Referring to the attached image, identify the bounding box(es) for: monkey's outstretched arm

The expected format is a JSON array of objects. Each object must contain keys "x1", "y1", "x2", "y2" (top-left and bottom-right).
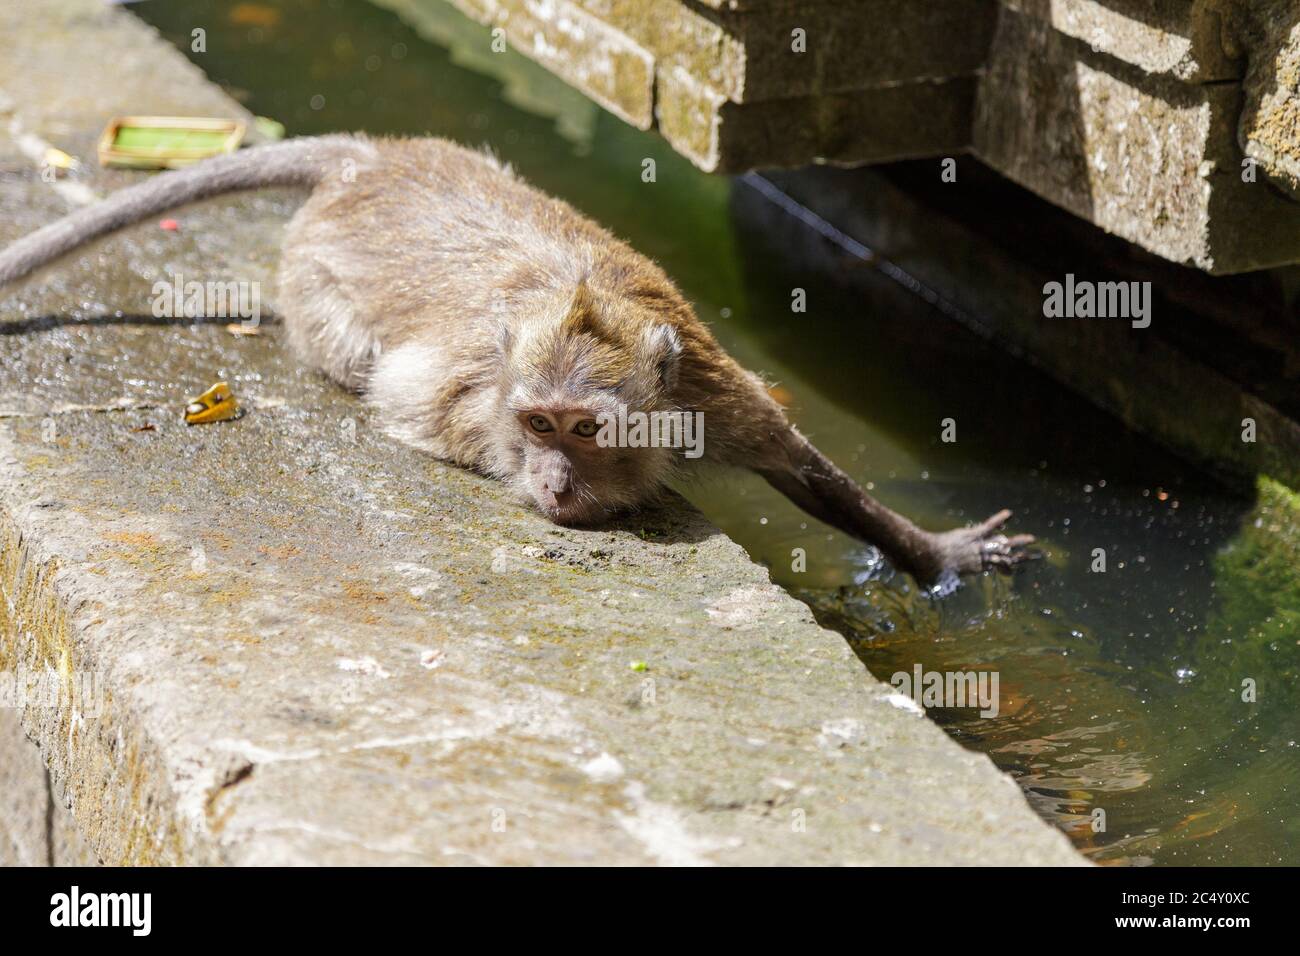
[{"x1": 757, "y1": 425, "x2": 1035, "y2": 586}]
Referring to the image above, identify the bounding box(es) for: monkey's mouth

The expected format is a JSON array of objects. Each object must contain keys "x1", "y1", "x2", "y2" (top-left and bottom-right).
[
  {"x1": 540, "y1": 504, "x2": 598, "y2": 527},
  {"x1": 534, "y1": 496, "x2": 604, "y2": 527}
]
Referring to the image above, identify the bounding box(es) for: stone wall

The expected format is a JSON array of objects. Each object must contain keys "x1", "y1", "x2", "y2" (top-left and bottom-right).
[
  {"x1": 400, "y1": 0, "x2": 1300, "y2": 273},
  {"x1": 977, "y1": 2, "x2": 1300, "y2": 273}
]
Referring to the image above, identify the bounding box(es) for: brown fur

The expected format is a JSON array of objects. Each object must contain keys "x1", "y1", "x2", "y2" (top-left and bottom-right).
[{"x1": 0, "y1": 134, "x2": 1034, "y2": 586}]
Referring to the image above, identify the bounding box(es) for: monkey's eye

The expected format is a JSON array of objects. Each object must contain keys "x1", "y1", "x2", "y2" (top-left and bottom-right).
[
  {"x1": 572, "y1": 419, "x2": 598, "y2": 438},
  {"x1": 528, "y1": 415, "x2": 554, "y2": 434}
]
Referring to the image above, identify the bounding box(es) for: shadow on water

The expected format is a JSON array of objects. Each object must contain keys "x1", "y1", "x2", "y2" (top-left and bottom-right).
[{"x1": 132, "y1": 0, "x2": 1300, "y2": 865}]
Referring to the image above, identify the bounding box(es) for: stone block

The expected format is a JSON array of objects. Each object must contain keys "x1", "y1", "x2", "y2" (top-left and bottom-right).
[
  {"x1": 579, "y1": 0, "x2": 994, "y2": 103},
  {"x1": 1239, "y1": 0, "x2": 1300, "y2": 200},
  {"x1": 440, "y1": 0, "x2": 656, "y2": 127},
  {"x1": 975, "y1": 8, "x2": 1300, "y2": 273},
  {"x1": 0, "y1": 710, "x2": 49, "y2": 866},
  {"x1": 658, "y1": 68, "x2": 976, "y2": 171},
  {"x1": 1000, "y1": 0, "x2": 1245, "y2": 81}
]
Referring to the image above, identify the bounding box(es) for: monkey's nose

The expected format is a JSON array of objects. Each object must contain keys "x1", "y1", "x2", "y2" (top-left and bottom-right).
[{"x1": 541, "y1": 486, "x2": 575, "y2": 509}]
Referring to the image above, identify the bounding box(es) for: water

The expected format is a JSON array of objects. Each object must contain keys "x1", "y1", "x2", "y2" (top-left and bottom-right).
[{"x1": 136, "y1": 0, "x2": 1299, "y2": 865}]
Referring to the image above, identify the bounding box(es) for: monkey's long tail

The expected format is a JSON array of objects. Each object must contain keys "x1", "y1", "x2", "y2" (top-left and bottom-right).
[{"x1": 0, "y1": 134, "x2": 373, "y2": 286}]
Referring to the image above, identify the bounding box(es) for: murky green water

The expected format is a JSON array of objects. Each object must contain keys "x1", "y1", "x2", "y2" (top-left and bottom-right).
[{"x1": 138, "y1": 0, "x2": 1299, "y2": 865}]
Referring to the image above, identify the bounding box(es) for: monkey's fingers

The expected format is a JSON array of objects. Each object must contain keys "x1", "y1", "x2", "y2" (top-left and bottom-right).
[
  {"x1": 975, "y1": 508, "x2": 1014, "y2": 535},
  {"x1": 979, "y1": 532, "x2": 1041, "y2": 572}
]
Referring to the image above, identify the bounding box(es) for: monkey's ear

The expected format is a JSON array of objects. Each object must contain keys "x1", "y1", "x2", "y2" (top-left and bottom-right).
[{"x1": 644, "y1": 323, "x2": 682, "y2": 391}]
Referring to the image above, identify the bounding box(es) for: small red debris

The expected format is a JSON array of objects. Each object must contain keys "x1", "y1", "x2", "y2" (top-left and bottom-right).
[{"x1": 160, "y1": 218, "x2": 179, "y2": 231}]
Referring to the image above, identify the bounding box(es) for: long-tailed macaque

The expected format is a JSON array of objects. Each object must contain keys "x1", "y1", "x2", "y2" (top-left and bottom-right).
[{"x1": 0, "y1": 135, "x2": 1034, "y2": 586}]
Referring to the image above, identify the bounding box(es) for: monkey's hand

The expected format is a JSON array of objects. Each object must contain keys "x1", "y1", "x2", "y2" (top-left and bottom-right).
[
  {"x1": 922, "y1": 509, "x2": 1037, "y2": 578},
  {"x1": 758, "y1": 427, "x2": 1039, "y2": 590}
]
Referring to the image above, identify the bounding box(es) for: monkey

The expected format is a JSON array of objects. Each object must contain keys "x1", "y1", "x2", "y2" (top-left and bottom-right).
[{"x1": 0, "y1": 134, "x2": 1034, "y2": 587}]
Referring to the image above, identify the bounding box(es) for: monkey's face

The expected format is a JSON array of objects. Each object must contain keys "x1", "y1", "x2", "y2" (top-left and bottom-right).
[
  {"x1": 512, "y1": 400, "x2": 673, "y2": 526},
  {"x1": 492, "y1": 281, "x2": 686, "y2": 525}
]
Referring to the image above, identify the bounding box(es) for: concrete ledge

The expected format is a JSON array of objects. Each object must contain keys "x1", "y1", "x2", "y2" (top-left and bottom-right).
[
  {"x1": 0, "y1": 419, "x2": 1082, "y2": 865},
  {"x1": 0, "y1": 0, "x2": 1082, "y2": 866}
]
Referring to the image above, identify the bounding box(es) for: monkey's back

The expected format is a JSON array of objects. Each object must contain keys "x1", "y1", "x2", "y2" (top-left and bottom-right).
[
  {"x1": 278, "y1": 136, "x2": 629, "y2": 386},
  {"x1": 277, "y1": 135, "x2": 773, "y2": 469}
]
